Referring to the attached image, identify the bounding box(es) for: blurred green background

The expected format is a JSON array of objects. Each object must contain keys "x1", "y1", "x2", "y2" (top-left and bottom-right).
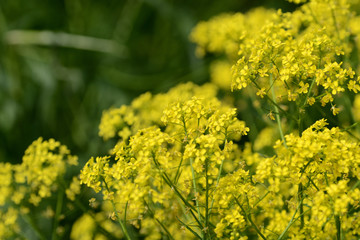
[{"x1": 0, "y1": 0, "x2": 294, "y2": 164}]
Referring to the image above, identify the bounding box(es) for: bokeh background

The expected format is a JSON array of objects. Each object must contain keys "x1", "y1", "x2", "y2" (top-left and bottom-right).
[{"x1": 0, "y1": 0, "x2": 295, "y2": 165}]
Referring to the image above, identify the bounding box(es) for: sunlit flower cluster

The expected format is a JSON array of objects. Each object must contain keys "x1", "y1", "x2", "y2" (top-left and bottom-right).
[
  {"x1": 81, "y1": 89, "x2": 250, "y2": 239},
  {"x1": 252, "y1": 120, "x2": 360, "y2": 239},
  {"x1": 4, "y1": 0, "x2": 360, "y2": 239},
  {"x1": 191, "y1": 0, "x2": 360, "y2": 116},
  {"x1": 0, "y1": 138, "x2": 78, "y2": 239},
  {"x1": 99, "y1": 82, "x2": 218, "y2": 141},
  {"x1": 18, "y1": 137, "x2": 78, "y2": 205},
  {"x1": 78, "y1": 1, "x2": 360, "y2": 238}
]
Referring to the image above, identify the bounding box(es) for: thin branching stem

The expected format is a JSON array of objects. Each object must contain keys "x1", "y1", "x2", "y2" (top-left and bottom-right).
[
  {"x1": 233, "y1": 195, "x2": 267, "y2": 240},
  {"x1": 51, "y1": 188, "x2": 64, "y2": 240},
  {"x1": 205, "y1": 157, "x2": 210, "y2": 239},
  {"x1": 182, "y1": 117, "x2": 204, "y2": 237},
  {"x1": 269, "y1": 71, "x2": 287, "y2": 147},
  {"x1": 278, "y1": 199, "x2": 303, "y2": 240},
  {"x1": 144, "y1": 200, "x2": 175, "y2": 240},
  {"x1": 102, "y1": 177, "x2": 132, "y2": 240}
]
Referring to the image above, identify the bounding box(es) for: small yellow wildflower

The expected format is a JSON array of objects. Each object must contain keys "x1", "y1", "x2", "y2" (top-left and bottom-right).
[
  {"x1": 256, "y1": 87, "x2": 267, "y2": 98},
  {"x1": 307, "y1": 97, "x2": 316, "y2": 105},
  {"x1": 267, "y1": 111, "x2": 275, "y2": 120},
  {"x1": 331, "y1": 104, "x2": 340, "y2": 115}
]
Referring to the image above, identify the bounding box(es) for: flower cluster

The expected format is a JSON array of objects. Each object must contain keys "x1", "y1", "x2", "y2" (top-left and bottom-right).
[
  {"x1": 83, "y1": 82, "x2": 360, "y2": 239},
  {"x1": 81, "y1": 87, "x2": 250, "y2": 239},
  {"x1": 17, "y1": 137, "x2": 78, "y2": 205},
  {"x1": 190, "y1": 8, "x2": 275, "y2": 58},
  {"x1": 0, "y1": 138, "x2": 79, "y2": 239},
  {"x1": 250, "y1": 120, "x2": 360, "y2": 239},
  {"x1": 79, "y1": 2, "x2": 360, "y2": 233},
  {"x1": 6, "y1": 0, "x2": 360, "y2": 239},
  {"x1": 191, "y1": 0, "x2": 360, "y2": 117},
  {"x1": 99, "y1": 82, "x2": 218, "y2": 141}
]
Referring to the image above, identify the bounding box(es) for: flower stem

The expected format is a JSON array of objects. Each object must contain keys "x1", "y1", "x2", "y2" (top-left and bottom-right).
[
  {"x1": 205, "y1": 158, "x2": 209, "y2": 239},
  {"x1": 234, "y1": 195, "x2": 267, "y2": 240},
  {"x1": 269, "y1": 72, "x2": 287, "y2": 147},
  {"x1": 51, "y1": 188, "x2": 64, "y2": 240},
  {"x1": 183, "y1": 117, "x2": 205, "y2": 236},
  {"x1": 278, "y1": 199, "x2": 303, "y2": 240},
  {"x1": 102, "y1": 177, "x2": 132, "y2": 240},
  {"x1": 23, "y1": 214, "x2": 46, "y2": 240},
  {"x1": 190, "y1": 158, "x2": 204, "y2": 234},
  {"x1": 209, "y1": 138, "x2": 228, "y2": 216},
  {"x1": 335, "y1": 215, "x2": 342, "y2": 240}
]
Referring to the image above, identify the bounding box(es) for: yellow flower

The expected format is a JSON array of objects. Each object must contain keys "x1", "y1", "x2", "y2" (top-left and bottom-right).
[
  {"x1": 267, "y1": 111, "x2": 275, "y2": 120},
  {"x1": 287, "y1": 90, "x2": 298, "y2": 101},
  {"x1": 331, "y1": 104, "x2": 340, "y2": 115},
  {"x1": 80, "y1": 156, "x2": 110, "y2": 193},
  {"x1": 307, "y1": 97, "x2": 316, "y2": 105},
  {"x1": 16, "y1": 137, "x2": 78, "y2": 205},
  {"x1": 297, "y1": 81, "x2": 309, "y2": 94},
  {"x1": 256, "y1": 87, "x2": 267, "y2": 98}
]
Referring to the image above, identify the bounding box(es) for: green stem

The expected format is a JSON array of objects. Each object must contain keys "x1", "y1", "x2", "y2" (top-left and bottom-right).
[
  {"x1": 144, "y1": 200, "x2": 175, "y2": 240},
  {"x1": 51, "y1": 188, "x2": 64, "y2": 240},
  {"x1": 208, "y1": 157, "x2": 225, "y2": 216},
  {"x1": 234, "y1": 196, "x2": 267, "y2": 240},
  {"x1": 298, "y1": 183, "x2": 304, "y2": 229},
  {"x1": 152, "y1": 156, "x2": 204, "y2": 229},
  {"x1": 155, "y1": 218, "x2": 175, "y2": 240},
  {"x1": 190, "y1": 158, "x2": 203, "y2": 231},
  {"x1": 177, "y1": 216, "x2": 202, "y2": 239},
  {"x1": 182, "y1": 117, "x2": 204, "y2": 236},
  {"x1": 205, "y1": 158, "x2": 209, "y2": 239},
  {"x1": 59, "y1": 174, "x2": 118, "y2": 239},
  {"x1": 124, "y1": 201, "x2": 128, "y2": 224},
  {"x1": 269, "y1": 72, "x2": 287, "y2": 147},
  {"x1": 102, "y1": 178, "x2": 132, "y2": 240},
  {"x1": 250, "y1": 76, "x2": 297, "y2": 121},
  {"x1": 209, "y1": 138, "x2": 228, "y2": 217},
  {"x1": 278, "y1": 199, "x2": 303, "y2": 240},
  {"x1": 252, "y1": 191, "x2": 270, "y2": 209},
  {"x1": 307, "y1": 176, "x2": 320, "y2": 191},
  {"x1": 298, "y1": 76, "x2": 317, "y2": 135},
  {"x1": 351, "y1": 179, "x2": 360, "y2": 191},
  {"x1": 174, "y1": 155, "x2": 184, "y2": 184},
  {"x1": 330, "y1": 7, "x2": 340, "y2": 39},
  {"x1": 335, "y1": 215, "x2": 342, "y2": 240},
  {"x1": 73, "y1": 198, "x2": 118, "y2": 240},
  {"x1": 23, "y1": 214, "x2": 46, "y2": 240},
  {"x1": 302, "y1": 76, "x2": 316, "y2": 109}
]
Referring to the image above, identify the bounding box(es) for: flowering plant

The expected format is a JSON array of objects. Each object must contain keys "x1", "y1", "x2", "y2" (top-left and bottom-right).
[{"x1": 2, "y1": 0, "x2": 360, "y2": 239}]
